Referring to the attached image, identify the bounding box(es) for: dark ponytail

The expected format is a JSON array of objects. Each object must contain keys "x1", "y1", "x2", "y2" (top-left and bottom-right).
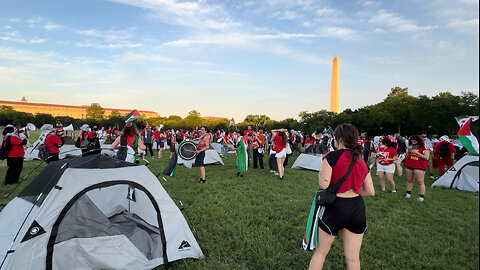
[{"x1": 334, "y1": 123, "x2": 363, "y2": 162}]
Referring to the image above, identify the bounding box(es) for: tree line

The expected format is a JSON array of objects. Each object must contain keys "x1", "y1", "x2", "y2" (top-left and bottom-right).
[{"x1": 1, "y1": 87, "x2": 478, "y2": 137}]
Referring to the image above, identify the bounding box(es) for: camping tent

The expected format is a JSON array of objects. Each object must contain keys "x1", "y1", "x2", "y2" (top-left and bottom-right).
[
  {"x1": 431, "y1": 155, "x2": 479, "y2": 192},
  {"x1": 0, "y1": 154, "x2": 203, "y2": 269},
  {"x1": 25, "y1": 134, "x2": 115, "y2": 160},
  {"x1": 291, "y1": 154, "x2": 323, "y2": 171},
  {"x1": 177, "y1": 149, "x2": 224, "y2": 168}
]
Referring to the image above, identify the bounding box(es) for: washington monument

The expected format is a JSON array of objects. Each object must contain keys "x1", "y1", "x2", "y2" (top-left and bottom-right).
[{"x1": 330, "y1": 54, "x2": 340, "y2": 113}]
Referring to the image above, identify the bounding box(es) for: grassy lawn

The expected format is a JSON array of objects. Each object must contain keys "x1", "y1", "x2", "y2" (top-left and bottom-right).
[{"x1": 0, "y1": 139, "x2": 478, "y2": 269}]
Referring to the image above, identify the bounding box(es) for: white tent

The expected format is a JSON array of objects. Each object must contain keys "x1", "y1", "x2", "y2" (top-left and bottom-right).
[
  {"x1": 431, "y1": 155, "x2": 479, "y2": 192},
  {"x1": 0, "y1": 154, "x2": 203, "y2": 269},
  {"x1": 25, "y1": 135, "x2": 115, "y2": 160},
  {"x1": 177, "y1": 149, "x2": 224, "y2": 168},
  {"x1": 291, "y1": 154, "x2": 323, "y2": 171}
]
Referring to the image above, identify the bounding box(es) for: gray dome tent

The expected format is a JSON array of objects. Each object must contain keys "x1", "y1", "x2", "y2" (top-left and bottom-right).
[{"x1": 0, "y1": 154, "x2": 203, "y2": 269}]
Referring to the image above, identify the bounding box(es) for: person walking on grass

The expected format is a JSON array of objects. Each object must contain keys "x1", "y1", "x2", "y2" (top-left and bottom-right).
[
  {"x1": 309, "y1": 123, "x2": 375, "y2": 270},
  {"x1": 404, "y1": 135, "x2": 430, "y2": 202},
  {"x1": 194, "y1": 126, "x2": 211, "y2": 183},
  {"x1": 376, "y1": 137, "x2": 398, "y2": 193},
  {"x1": 272, "y1": 129, "x2": 287, "y2": 180}
]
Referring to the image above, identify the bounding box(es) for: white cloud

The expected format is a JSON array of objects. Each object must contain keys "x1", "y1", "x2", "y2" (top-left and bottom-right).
[
  {"x1": 447, "y1": 18, "x2": 479, "y2": 32},
  {"x1": 44, "y1": 23, "x2": 63, "y2": 31},
  {"x1": 318, "y1": 27, "x2": 359, "y2": 41},
  {"x1": 0, "y1": 31, "x2": 46, "y2": 44},
  {"x1": 9, "y1": 18, "x2": 21, "y2": 22},
  {"x1": 26, "y1": 17, "x2": 43, "y2": 28},
  {"x1": 74, "y1": 27, "x2": 143, "y2": 49},
  {"x1": 369, "y1": 9, "x2": 436, "y2": 32},
  {"x1": 108, "y1": 0, "x2": 237, "y2": 30}
]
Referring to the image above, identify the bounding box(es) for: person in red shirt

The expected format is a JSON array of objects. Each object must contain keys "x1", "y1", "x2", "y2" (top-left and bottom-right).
[
  {"x1": 404, "y1": 135, "x2": 430, "y2": 202},
  {"x1": 110, "y1": 123, "x2": 146, "y2": 163},
  {"x1": 44, "y1": 129, "x2": 64, "y2": 163},
  {"x1": 376, "y1": 138, "x2": 398, "y2": 193},
  {"x1": 272, "y1": 129, "x2": 287, "y2": 180},
  {"x1": 2, "y1": 126, "x2": 28, "y2": 185},
  {"x1": 251, "y1": 133, "x2": 264, "y2": 169},
  {"x1": 310, "y1": 123, "x2": 374, "y2": 270},
  {"x1": 434, "y1": 135, "x2": 457, "y2": 176}
]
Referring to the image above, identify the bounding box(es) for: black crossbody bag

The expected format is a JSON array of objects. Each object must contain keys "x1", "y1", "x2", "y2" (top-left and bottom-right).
[{"x1": 316, "y1": 158, "x2": 356, "y2": 206}]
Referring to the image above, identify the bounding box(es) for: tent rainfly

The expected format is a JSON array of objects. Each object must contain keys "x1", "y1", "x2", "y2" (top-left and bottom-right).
[
  {"x1": 431, "y1": 155, "x2": 479, "y2": 192},
  {"x1": 0, "y1": 154, "x2": 203, "y2": 269}
]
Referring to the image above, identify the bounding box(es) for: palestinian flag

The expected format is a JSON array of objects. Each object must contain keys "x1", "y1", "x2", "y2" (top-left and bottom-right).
[
  {"x1": 229, "y1": 118, "x2": 235, "y2": 127},
  {"x1": 455, "y1": 115, "x2": 479, "y2": 127},
  {"x1": 302, "y1": 194, "x2": 324, "y2": 251},
  {"x1": 458, "y1": 118, "x2": 479, "y2": 155},
  {"x1": 163, "y1": 152, "x2": 178, "y2": 177},
  {"x1": 125, "y1": 109, "x2": 142, "y2": 123},
  {"x1": 237, "y1": 136, "x2": 248, "y2": 173}
]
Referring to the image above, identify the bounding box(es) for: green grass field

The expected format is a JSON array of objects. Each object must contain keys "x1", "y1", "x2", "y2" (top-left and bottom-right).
[{"x1": 0, "y1": 131, "x2": 478, "y2": 269}]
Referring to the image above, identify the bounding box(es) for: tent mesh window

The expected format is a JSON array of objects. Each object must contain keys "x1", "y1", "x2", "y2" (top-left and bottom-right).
[{"x1": 54, "y1": 184, "x2": 164, "y2": 260}]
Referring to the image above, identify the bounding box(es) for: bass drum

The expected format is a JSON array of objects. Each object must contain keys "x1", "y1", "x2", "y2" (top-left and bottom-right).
[{"x1": 178, "y1": 140, "x2": 197, "y2": 160}]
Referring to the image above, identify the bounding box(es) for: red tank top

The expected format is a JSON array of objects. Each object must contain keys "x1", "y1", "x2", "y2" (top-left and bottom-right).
[
  {"x1": 404, "y1": 146, "x2": 429, "y2": 169},
  {"x1": 324, "y1": 149, "x2": 369, "y2": 194}
]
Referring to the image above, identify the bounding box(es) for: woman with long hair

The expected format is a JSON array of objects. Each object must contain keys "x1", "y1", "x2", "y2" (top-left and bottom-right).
[
  {"x1": 376, "y1": 137, "x2": 398, "y2": 193},
  {"x1": 404, "y1": 135, "x2": 430, "y2": 202},
  {"x1": 309, "y1": 124, "x2": 375, "y2": 270},
  {"x1": 271, "y1": 129, "x2": 287, "y2": 180},
  {"x1": 110, "y1": 123, "x2": 146, "y2": 163}
]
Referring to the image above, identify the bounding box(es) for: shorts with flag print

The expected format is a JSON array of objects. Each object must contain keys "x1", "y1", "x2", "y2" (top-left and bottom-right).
[{"x1": 318, "y1": 196, "x2": 367, "y2": 236}]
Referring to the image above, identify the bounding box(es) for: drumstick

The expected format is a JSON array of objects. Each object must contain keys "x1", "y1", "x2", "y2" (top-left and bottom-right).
[{"x1": 183, "y1": 149, "x2": 197, "y2": 153}]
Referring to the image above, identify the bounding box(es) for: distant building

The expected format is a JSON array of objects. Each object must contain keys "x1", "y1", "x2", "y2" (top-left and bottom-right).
[{"x1": 0, "y1": 98, "x2": 159, "y2": 119}]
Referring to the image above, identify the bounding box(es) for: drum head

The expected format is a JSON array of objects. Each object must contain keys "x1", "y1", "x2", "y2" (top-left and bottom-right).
[{"x1": 178, "y1": 141, "x2": 197, "y2": 160}]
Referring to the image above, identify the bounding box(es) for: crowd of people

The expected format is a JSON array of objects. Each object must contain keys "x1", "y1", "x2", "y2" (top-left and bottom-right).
[{"x1": 0, "y1": 121, "x2": 474, "y2": 270}]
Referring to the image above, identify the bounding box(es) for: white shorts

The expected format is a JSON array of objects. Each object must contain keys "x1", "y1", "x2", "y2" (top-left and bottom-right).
[
  {"x1": 275, "y1": 148, "x2": 286, "y2": 158},
  {"x1": 377, "y1": 163, "x2": 395, "y2": 174}
]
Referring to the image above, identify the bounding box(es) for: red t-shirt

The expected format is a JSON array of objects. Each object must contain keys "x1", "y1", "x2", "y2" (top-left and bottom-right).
[
  {"x1": 5, "y1": 136, "x2": 26, "y2": 158},
  {"x1": 274, "y1": 134, "x2": 285, "y2": 152},
  {"x1": 45, "y1": 133, "x2": 63, "y2": 154},
  {"x1": 404, "y1": 146, "x2": 430, "y2": 169},
  {"x1": 324, "y1": 149, "x2": 369, "y2": 194},
  {"x1": 153, "y1": 130, "x2": 160, "y2": 140},
  {"x1": 244, "y1": 130, "x2": 254, "y2": 136},
  {"x1": 377, "y1": 147, "x2": 397, "y2": 165}
]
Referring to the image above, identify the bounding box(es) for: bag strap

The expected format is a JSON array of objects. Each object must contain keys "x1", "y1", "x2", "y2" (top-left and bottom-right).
[{"x1": 329, "y1": 155, "x2": 356, "y2": 193}]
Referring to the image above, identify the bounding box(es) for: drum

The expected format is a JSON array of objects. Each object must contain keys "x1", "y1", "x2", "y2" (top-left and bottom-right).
[{"x1": 178, "y1": 140, "x2": 197, "y2": 160}]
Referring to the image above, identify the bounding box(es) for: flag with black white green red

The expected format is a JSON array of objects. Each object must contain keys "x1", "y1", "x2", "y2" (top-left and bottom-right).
[
  {"x1": 455, "y1": 115, "x2": 479, "y2": 127},
  {"x1": 163, "y1": 152, "x2": 178, "y2": 177},
  {"x1": 125, "y1": 109, "x2": 142, "y2": 123},
  {"x1": 458, "y1": 118, "x2": 479, "y2": 155},
  {"x1": 229, "y1": 118, "x2": 235, "y2": 127}
]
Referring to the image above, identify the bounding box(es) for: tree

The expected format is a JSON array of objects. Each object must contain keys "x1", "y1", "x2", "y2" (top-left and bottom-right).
[
  {"x1": 188, "y1": 110, "x2": 201, "y2": 117},
  {"x1": 86, "y1": 103, "x2": 105, "y2": 121},
  {"x1": 377, "y1": 87, "x2": 416, "y2": 134},
  {"x1": 109, "y1": 110, "x2": 122, "y2": 118},
  {"x1": 243, "y1": 114, "x2": 271, "y2": 128}
]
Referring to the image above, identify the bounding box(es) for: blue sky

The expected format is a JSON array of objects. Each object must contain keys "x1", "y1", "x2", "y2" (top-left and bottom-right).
[{"x1": 0, "y1": 0, "x2": 478, "y2": 121}]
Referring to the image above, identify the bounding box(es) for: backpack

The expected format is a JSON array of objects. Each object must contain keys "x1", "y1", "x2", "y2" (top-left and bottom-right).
[
  {"x1": 439, "y1": 143, "x2": 451, "y2": 158},
  {"x1": 38, "y1": 133, "x2": 52, "y2": 160},
  {"x1": 176, "y1": 133, "x2": 183, "y2": 143},
  {"x1": 166, "y1": 135, "x2": 172, "y2": 146},
  {"x1": 0, "y1": 136, "x2": 11, "y2": 160}
]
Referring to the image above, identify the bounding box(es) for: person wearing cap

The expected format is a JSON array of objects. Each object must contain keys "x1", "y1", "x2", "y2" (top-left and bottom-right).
[
  {"x1": 434, "y1": 135, "x2": 456, "y2": 176},
  {"x1": 2, "y1": 125, "x2": 29, "y2": 185}
]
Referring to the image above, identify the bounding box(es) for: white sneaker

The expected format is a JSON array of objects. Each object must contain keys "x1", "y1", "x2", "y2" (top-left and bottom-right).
[
  {"x1": 430, "y1": 175, "x2": 435, "y2": 179},
  {"x1": 392, "y1": 190, "x2": 397, "y2": 194},
  {"x1": 405, "y1": 194, "x2": 411, "y2": 199},
  {"x1": 417, "y1": 197, "x2": 424, "y2": 202}
]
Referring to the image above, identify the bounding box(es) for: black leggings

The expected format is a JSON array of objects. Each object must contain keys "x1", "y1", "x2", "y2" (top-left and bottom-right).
[
  {"x1": 253, "y1": 149, "x2": 264, "y2": 169},
  {"x1": 145, "y1": 143, "x2": 154, "y2": 157},
  {"x1": 5, "y1": 157, "x2": 23, "y2": 185}
]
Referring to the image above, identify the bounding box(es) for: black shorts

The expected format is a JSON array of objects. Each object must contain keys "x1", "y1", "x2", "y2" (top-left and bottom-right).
[
  {"x1": 405, "y1": 166, "x2": 426, "y2": 171},
  {"x1": 194, "y1": 151, "x2": 205, "y2": 167},
  {"x1": 318, "y1": 196, "x2": 367, "y2": 236}
]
